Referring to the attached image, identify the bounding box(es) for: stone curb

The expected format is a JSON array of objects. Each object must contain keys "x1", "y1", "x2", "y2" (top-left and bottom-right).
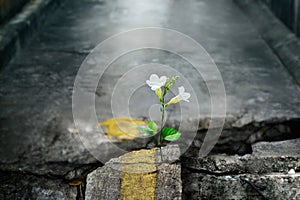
[
  {"x1": 182, "y1": 138, "x2": 300, "y2": 199},
  {"x1": 183, "y1": 172, "x2": 300, "y2": 199},
  {"x1": 0, "y1": 0, "x2": 30, "y2": 25},
  {"x1": 0, "y1": 0, "x2": 65, "y2": 69},
  {"x1": 182, "y1": 138, "x2": 300, "y2": 174},
  {"x1": 85, "y1": 145, "x2": 182, "y2": 200},
  {"x1": 234, "y1": 0, "x2": 300, "y2": 87}
]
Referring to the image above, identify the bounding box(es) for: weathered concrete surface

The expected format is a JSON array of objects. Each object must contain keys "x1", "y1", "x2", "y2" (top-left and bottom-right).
[
  {"x1": 182, "y1": 138, "x2": 300, "y2": 199},
  {"x1": 184, "y1": 121, "x2": 300, "y2": 156},
  {"x1": 1, "y1": 0, "x2": 300, "y2": 178},
  {"x1": 259, "y1": 0, "x2": 300, "y2": 36},
  {"x1": 0, "y1": 171, "x2": 77, "y2": 199},
  {"x1": 183, "y1": 172, "x2": 300, "y2": 200},
  {"x1": 235, "y1": 0, "x2": 300, "y2": 86},
  {"x1": 0, "y1": 0, "x2": 66, "y2": 69},
  {"x1": 0, "y1": 0, "x2": 29, "y2": 24},
  {"x1": 85, "y1": 163, "x2": 121, "y2": 200},
  {"x1": 252, "y1": 138, "x2": 300, "y2": 157},
  {"x1": 85, "y1": 145, "x2": 181, "y2": 200},
  {"x1": 183, "y1": 140, "x2": 300, "y2": 174}
]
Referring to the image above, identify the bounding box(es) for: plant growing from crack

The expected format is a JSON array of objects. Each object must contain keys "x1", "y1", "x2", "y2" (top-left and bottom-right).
[{"x1": 135, "y1": 74, "x2": 190, "y2": 161}]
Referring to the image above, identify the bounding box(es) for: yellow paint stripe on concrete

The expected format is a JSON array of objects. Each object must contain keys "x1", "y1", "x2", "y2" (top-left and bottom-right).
[{"x1": 121, "y1": 148, "x2": 157, "y2": 200}]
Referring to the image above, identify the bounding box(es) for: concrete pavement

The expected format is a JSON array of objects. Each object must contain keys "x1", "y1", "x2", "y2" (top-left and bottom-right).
[{"x1": 0, "y1": 0, "x2": 299, "y2": 199}]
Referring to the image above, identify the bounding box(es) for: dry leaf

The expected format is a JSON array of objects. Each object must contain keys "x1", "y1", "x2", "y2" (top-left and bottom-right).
[
  {"x1": 69, "y1": 180, "x2": 82, "y2": 186},
  {"x1": 99, "y1": 116, "x2": 146, "y2": 140}
]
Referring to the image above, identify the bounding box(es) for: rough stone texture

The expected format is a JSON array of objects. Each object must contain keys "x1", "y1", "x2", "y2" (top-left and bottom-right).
[
  {"x1": 182, "y1": 172, "x2": 300, "y2": 200},
  {"x1": 183, "y1": 138, "x2": 300, "y2": 174},
  {"x1": 184, "y1": 121, "x2": 300, "y2": 156},
  {"x1": 156, "y1": 163, "x2": 182, "y2": 200},
  {"x1": 183, "y1": 153, "x2": 300, "y2": 175},
  {"x1": 156, "y1": 145, "x2": 181, "y2": 164},
  {"x1": 252, "y1": 137, "x2": 300, "y2": 155},
  {"x1": 0, "y1": 171, "x2": 77, "y2": 199},
  {"x1": 182, "y1": 138, "x2": 300, "y2": 199},
  {"x1": 1, "y1": 0, "x2": 300, "y2": 178},
  {"x1": 252, "y1": 138, "x2": 300, "y2": 156},
  {"x1": 85, "y1": 164, "x2": 121, "y2": 200},
  {"x1": 156, "y1": 145, "x2": 182, "y2": 200},
  {"x1": 85, "y1": 145, "x2": 181, "y2": 200}
]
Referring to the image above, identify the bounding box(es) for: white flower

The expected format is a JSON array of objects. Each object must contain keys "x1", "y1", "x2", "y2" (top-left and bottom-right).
[
  {"x1": 166, "y1": 86, "x2": 190, "y2": 106},
  {"x1": 177, "y1": 86, "x2": 191, "y2": 102},
  {"x1": 146, "y1": 74, "x2": 167, "y2": 91}
]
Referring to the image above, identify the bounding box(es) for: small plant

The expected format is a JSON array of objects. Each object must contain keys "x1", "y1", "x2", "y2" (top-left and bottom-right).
[{"x1": 135, "y1": 74, "x2": 190, "y2": 161}]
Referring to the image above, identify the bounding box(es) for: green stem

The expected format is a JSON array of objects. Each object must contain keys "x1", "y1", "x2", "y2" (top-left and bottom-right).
[
  {"x1": 158, "y1": 86, "x2": 168, "y2": 162},
  {"x1": 160, "y1": 104, "x2": 165, "y2": 144},
  {"x1": 159, "y1": 103, "x2": 165, "y2": 162}
]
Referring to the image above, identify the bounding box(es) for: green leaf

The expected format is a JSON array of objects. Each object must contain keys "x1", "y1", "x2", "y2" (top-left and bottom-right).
[
  {"x1": 134, "y1": 126, "x2": 154, "y2": 135},
  {"x1": 148, "y1": 120, "x2": 158, "y2": 133},
  {"x1": 162, "y1": 128, "x2": 181, "y2": 141}
]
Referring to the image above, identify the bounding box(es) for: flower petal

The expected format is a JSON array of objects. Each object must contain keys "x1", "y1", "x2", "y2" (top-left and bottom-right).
[
  {"x1": 178, "y1": 86, "x2": 185, "y2": 94},
  {"x1": 146, "y1": 80, "x2": 152, "y2": 87},
  {"x1": 160, "y1": 76, "x2": 167, "y2": 85},
  {"x1": 181, "y1": 93, "x2": 191, "y2": 101},
  {"x1": 149, "y1": 74, "x2": 160, "y2": 82},
  {"x1": 151, "y1": 85, "x2": 161, "y2": 91},
  {"x1": 146, "y1": 74, "x2": 169, "y2": 91}
]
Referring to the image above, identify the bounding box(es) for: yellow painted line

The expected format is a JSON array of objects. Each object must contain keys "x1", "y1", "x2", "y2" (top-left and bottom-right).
[{"x1": 121, "y1": 148, "x2": 157, "y2": 200}]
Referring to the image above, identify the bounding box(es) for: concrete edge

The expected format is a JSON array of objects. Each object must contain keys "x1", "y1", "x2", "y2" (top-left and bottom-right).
[
  {"x1": 0, "y1": 0, "x2": 30, "y2": 25},
  {"x1": 0, "y1": 0, "x2": 66, "y2": 69},
  {"x1": 85, "y1": 145, "x2": 182, "y2": 200},
  {"x1": 234, "y1": 0, "x2": 300, "y2": 87}
]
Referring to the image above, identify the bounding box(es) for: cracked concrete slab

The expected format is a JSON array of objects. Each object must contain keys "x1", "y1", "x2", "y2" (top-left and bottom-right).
[
  {"x1": 0, "y1": 0, "x2": 300, "y2": 177},
  {"x1": 0, "y1": 172, "x2": 77, "y2": 199},
  {"x1": 235, "y1": 0, "x2": 300, "y2": 86},
  {"x1": 183, "y1": 172, "x2": 300, "y2": 200},
  {"x1": 183, "y1": 138, "x2": 300, "y2": 173},
  {"x1": 0, "y1": 0, "x2": 66, "y2": 68},
  {"x1": 182, "y1": 138, "x2": 300, "y2": 199}
]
